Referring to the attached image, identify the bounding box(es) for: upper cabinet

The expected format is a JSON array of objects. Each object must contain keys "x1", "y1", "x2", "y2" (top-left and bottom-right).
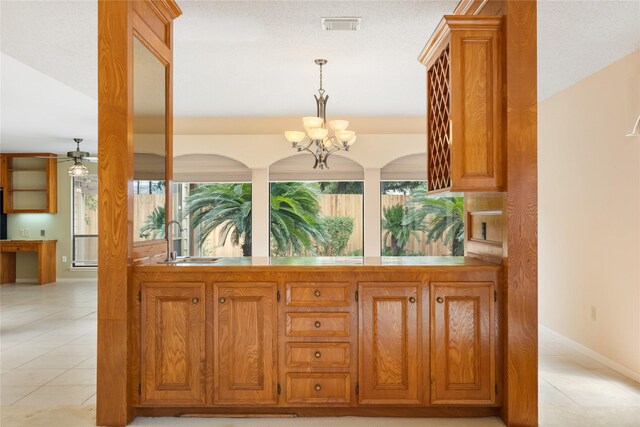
[
  {"x1": 419, "y1": 16, "x2": 504, "y2": 193},
  {"x1": 1, "y1": 153, "x2": 57, "y2": 213}
]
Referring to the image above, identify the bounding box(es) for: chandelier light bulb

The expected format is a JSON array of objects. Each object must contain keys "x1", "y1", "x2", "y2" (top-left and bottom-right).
[
  {"x1": 285, "y1": 131, "x2": 305, "y2": 143},
  {"x1": 303, "y1": 116, "x2": 324, "y2": 130},
  {"x1": 329, "y1": 120, "x2": 349, "y2": 131},
  {"x1": 308, "y1": 128, "x2": 328, "y2": 140},
  {"x1": 335, "y1": 130, "x2": 355, "y2": 143},
  {"x1": 68, "y1": 162, "x2": 89, "y2": 177}
]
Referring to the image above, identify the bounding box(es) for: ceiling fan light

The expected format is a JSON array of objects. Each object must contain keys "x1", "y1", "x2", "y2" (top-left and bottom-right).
[
  {"x1": 303, "y1": 116, "x2": 324, "y2": 130},
  {"x1": 285, "y1": 131, "x2": 306, "y2": 143},
  {"x1": 329, "y1": 120, "x2": 349, "y2": 131},
  {"x1": 335, "y1": 130, "x2": 355, "y2": 143},
  {"x1": 68, "y1": 162, "x2": 89, "y2": 177},
  {"x1": 308, "y1": 128, "x2": 328, "y2": 140},
  {"x1": 347, "y1": 135, "x2": 357, "y2": 146}
]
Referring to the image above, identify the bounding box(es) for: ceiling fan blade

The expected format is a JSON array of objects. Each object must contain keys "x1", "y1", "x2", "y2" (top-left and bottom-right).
[
  {"x1": 57, "y1": 159, "x2": 72, "y2": 163},
  {"x1": 35, "y1": 155, "x2": 65, "y2": 159},
  {"x1": 84, "y1": 157, "x2": 98, "y2": 163}
]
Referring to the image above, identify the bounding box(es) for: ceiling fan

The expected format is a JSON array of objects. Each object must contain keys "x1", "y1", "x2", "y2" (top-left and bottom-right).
[{"x1": 37, "y1": 138, "x2": 97, "y2": 177}]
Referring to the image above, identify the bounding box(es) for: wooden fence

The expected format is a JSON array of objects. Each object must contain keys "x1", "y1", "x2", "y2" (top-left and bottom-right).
[{"x1": 131, "y1": 193, "x2": 453, "y2": 257}]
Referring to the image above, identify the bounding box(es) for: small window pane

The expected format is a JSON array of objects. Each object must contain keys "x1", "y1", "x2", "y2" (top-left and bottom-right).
[
  {"x1": 381, "y1": 181, "x2": 464, "y2": 256},
  {"x1": 72, "y1": 175, "x2": 98, "y2": 267},
  {"x1": 270, "y1": 181, "x2": 364, "y2": 257}
]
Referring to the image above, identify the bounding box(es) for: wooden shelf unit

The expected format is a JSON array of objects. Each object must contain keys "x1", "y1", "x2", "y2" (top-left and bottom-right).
[
  {"x1": 420, "y1": 15, "x2": 504, "y2": 193},
  {"x1": 1, "y1": 153, "x2": 57, "y2": 213}
]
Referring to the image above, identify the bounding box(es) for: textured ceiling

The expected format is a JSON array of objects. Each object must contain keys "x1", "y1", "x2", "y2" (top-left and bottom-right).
[
  {"x1": 537, "y1": 0, "x2": 640, "y2": 100},
  {"x1": 1, "y1": 0, "x2": 639, "y2": 154}
]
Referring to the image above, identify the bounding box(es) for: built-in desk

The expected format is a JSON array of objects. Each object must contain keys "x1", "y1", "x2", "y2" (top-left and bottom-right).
[{"x1": 0, "y1": 240, "x2": 57, "y2": 285}]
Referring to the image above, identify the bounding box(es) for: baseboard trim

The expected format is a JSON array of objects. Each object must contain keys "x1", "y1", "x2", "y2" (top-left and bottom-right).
[
  {"x1": 540, "y1": 324, "x2": 640, "y2": 383},
  {"x1": 13, "y1": 278, "x2": 96, "y2": 284},
  {"x1": 56, "y1": 278, "x2": 97, "y2": 283}
]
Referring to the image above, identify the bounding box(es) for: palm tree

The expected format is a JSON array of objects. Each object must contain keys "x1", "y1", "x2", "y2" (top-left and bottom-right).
[
  {"x1": 140, "y1": 205, "x2": 165, "y2": 240},
  {"x1": 269, "y1": 182, "x2": 325, "y2": 256},
  {"x1": 185, "y1": 183, "x2": 252, "y2": 256},
  {"x1": 184, "y1": 182, "x2": 325, "y2": 257},
  {"x1": 382, "y1": 204, "x2": 423, "y2": 256},
  {"x1": 407, "y1": 186, "x2": 464, "y2": 255}
]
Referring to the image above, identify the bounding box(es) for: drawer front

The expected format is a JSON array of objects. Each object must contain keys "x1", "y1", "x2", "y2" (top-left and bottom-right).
[
  {"x1": 286, "y1": 313, "x2": 350, "y2": 337},
  {"x1": 285, "y1": 282, "x2": 350, "y2": 307},
  {"x1": 285, "y1": 373, "x2": 350, "y2": 404},
  {"x1": 1, "y1": 243, "x2": 36, "y2": 252},
  {"x1": 286, "y1": 343, "x2": 350, "y2": 368}
]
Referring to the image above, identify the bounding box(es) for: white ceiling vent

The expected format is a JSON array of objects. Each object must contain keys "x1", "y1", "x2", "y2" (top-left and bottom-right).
[{"x1": 321, "y1": 17, "x2": 361, "y2": 31}]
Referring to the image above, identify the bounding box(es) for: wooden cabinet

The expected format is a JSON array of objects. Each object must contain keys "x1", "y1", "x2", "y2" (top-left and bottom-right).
[
  {"x1": 281, "y1": 279, "x2": 356, "y2": 406},
  {"x1": 141, "y1": 282, "x2": 206, "y2": 405},
  {"x1": 134, "y1": 269, "x2": 500, "y2": 414},
  {"x1": 430, "y1": 282, "x2": 496, "y2": 405},
  {"x1": 420, "y1": 16, "x2": 504, "y2": 193},
  {"x1": 214, "y1": 282, "x2": 278, "y2": 405},
  {"x1": 1, "y1": 153, "x2": 57, "y2": 213},
  {"x1": 358, "y1": 283, "x2": 421, "y2": 405}
]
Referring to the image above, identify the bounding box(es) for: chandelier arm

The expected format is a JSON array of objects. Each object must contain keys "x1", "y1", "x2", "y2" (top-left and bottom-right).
[{"x1": 296, "y1": 138, "x2": 317, "y2": 152}]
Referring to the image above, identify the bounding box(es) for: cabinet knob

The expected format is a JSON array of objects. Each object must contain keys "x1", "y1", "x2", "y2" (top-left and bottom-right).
[
  {"x1": 219, "y1": 297, "x2": 226, "y2": 304},
  {"x1": 192, "y1": 297, "x2": 199, "y2": 304},
  {"x1": 314, "y1": 351, "x2": 322, "y2": 359},
  {"x1": 436, "y1": 297, "x2": 444, "y2": 304},
  {"x1": 409, "y1": 296, "x2": 416, "y2": 303},
  {"x1": 314, "y1": 290, "x2": 321, "y2": 297},
  {"x1": 314, "y1": 321, "x2": 321, "y2": 328},
  {"x1": 314, "y1": 384, "x2": 322, "y2": 392}
]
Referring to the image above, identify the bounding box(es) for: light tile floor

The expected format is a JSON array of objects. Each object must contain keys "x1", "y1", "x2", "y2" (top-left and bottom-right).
[{"x1": 1, "y1": 281, "x2": 639, "y2": 426}]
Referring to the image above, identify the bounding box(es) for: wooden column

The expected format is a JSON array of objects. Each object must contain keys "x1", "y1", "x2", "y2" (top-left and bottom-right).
[
  {"x1": 97, "y1": 1, "x2": 133, "y2": 424},
  {"x1": 97, "y1": 1, "x2": 181, "y2": 425},
  {"x1": 501, "y1": 1, "x2": 538, "y2": 425},
  {"x1": 457, "y1": 1, "x2": 539, "y2": 425}
]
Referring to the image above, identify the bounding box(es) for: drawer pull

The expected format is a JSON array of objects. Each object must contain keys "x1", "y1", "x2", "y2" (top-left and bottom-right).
[
  {"x1": 409, "y1": 296, "x2": 416, "y2": 303},
  {"x1": 219, "y1": 297, "x2": 226, "y2": 304},
  {"x1": 192, "y1": 297, "x2": 199, "y2": 304},
  {"x1": 314, "y1": 384, "x2": 322, "y2": 392},
  {"x1": 314, "y1": 321, "x2": 321, "y2": 328},
  {"x1": 314, "y1": 290, "x2": 321, "y2": 297},
  {"x1": 314, "y1": 351, "x2": 322, "y2": 359},
  {"x1": 436, "y1": 297, "x2": 444, "y2": 304}
]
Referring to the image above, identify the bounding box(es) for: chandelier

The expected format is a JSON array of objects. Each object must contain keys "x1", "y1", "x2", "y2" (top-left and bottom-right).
[{"x1": 284, "y1": 59, "x2": 356, "y2": 169}]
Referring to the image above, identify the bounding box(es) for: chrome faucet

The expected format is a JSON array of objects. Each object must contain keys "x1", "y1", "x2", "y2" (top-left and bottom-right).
[{"x1": 165, "y1": 220, "x2": 183, "y2": 262}]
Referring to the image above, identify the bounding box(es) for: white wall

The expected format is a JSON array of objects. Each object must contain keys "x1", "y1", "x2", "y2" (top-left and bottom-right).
[{"x1": 539, "y1": 50, "x2": 640, "y2": 378}]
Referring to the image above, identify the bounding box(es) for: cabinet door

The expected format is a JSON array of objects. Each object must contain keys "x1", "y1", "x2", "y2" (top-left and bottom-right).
[
  {"x1": 141, "y1": 282, "x2": 206, "y2": 405},
  {"x1": 358, "y1": 283, "x2": 421, "y2": 405},
  {"x1": 214, "y1": 283, "x2": 277, "y2": 405},
  {"x1": 431, "y1": 282, "x2": 496, "y2": 404}
]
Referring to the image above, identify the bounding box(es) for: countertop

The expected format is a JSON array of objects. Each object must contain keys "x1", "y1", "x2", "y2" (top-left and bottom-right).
[{"x1": 138, "y1": 256, "x2": 500, "y2": 270}]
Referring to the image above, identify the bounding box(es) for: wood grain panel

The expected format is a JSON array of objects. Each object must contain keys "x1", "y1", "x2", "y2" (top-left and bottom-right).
[
  {"x1": 359, "y1": 283, "x2": 421, "y2": 405},
  {"x1": 431, "y1": 282, "x2": 495, "y2": 405},
  {"x1": 214, "y1": 282, "x2": 277, "y2": 405},
  {"x1": 141, "y1": 282, "x2": 205, "y2": 405},
  {"x1": 285, "y1": 373, "x2": 351, "y2": 404},
  {"x1": 285, "y1": 312, "x2": 350, "y2": 337},
  {"x1": 286, "y1": 343, "x2": 350, "y2": 368},
  {"x1": 285, "y1": 282, "x2": 350, "y2": 307},
  {"x1": 448, "y1": 16, "x2": 504, "y2": 192},
  {"x1": 501, "y1": 1, "x2": 538, "y2": 425},
  {"x1": 132, "y1": 0, "x2": 169, "y2": 45}
]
